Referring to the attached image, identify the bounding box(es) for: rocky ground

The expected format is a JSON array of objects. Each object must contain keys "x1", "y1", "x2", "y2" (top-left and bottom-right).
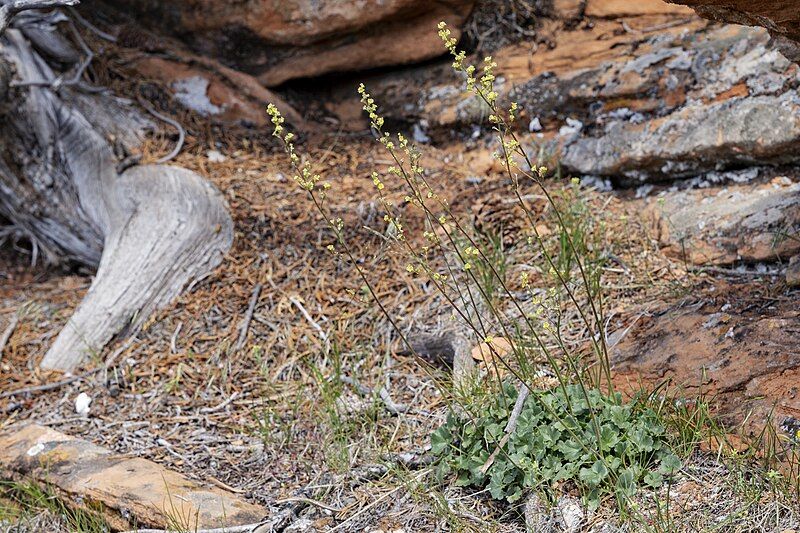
[{"x1": 1, "y1": 0, "x2": 800, "y2": 531}]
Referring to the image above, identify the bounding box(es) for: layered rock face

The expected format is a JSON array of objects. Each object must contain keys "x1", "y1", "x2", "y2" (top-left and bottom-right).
[
  {"x1": 106, "y1": 0, "x2": 476, "y2": 86},
  {"x1": 645, "y1": 178, "x2": 800, "y2": 266},
  {"x1": 669, "y1": 0, "x2": 800, "y2": 60},
  {"x1": 337, "y1": 1, "x2": 800, "y2": 183}
]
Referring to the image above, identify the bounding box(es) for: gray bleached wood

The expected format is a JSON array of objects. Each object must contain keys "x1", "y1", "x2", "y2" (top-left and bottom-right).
[
  {"x1": 0, "y1": 0, "x2": 77, "y2": 35},
  {"x1": 0, "y1": 13, "x2": 233, "y2": 371},
  {"x1": 40, "y1": 163, "x2": 233, "y2": 371}
]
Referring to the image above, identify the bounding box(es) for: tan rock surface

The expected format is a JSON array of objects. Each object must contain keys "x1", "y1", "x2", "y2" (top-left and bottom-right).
[
  {"x1": 0, "y1": 424, "x2": 265, "y2": 531},
  {"x1": 613, "y1": 283, "x2": 800, "y2": 433},
  {"x1": 587, "y1": 0, "x2": 694, "y2": 18},
  {"x1": 669, "y1": 0, "x2": 800, "y2": 45},
  {"x1": 107, "y1": 0, "x2": 476, "y2": 86}
]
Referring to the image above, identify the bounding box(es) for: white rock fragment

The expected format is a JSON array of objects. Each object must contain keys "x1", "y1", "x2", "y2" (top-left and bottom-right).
[
  {"x1": 559, "y1": 117, "x2": 584, "y2": 137},
  {"x1": 172, "y1": 76, "x2": 222, "y2": 116},
  {"x1": 284, "y1": 518, "x2": 315, "y2": 532},
  {"x1": 528, "y1": 117, "x2": 542, "y2": 132},
  {"x1": 524, "y1": 493, "x2": 549, "y2": 531},
  {"x1": 207, "y1": 149, "x2": 227, "y2": 163},
  {"x1": 554, "y1": 494, "x2": 586, "y2": 533},
  {"x1": 635, "y1": 184, "x2": 655, "y2": 198},
  {"x1": 581, "y1": 175, "x2": 613, "y2": 192},
  {"x1": 26, "y1": 443, "x2": 45, "y2": 456},
  {"x1": 74, "y1": 392, "x2": 92, "y2": 416}
]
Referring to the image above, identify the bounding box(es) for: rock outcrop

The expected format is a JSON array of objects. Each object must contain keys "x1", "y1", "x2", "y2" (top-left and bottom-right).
[
  {"x1": 331, "y1": 1, "x2": 800, "y2": 183},
  {"x1": 668, "y1": 0, "x2": 800, "y2": 61},
  {"x1": 99, "y1": 0, "x2": 476, "y2": 86},
  {"x1": 557, "y1": 22, "x2": 800, "y2": 182},
  {"x1": 561, "y1": 88, "x2": 800, "y2": 182}
]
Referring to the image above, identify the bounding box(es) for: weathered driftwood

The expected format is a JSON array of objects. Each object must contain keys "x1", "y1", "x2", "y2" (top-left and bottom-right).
[
  {"x1": 0, "y1": 0, "x2": 77, "y2": 34},
  {"x1": 0, "y1": 8, "x2": 233, "y2": 371}
]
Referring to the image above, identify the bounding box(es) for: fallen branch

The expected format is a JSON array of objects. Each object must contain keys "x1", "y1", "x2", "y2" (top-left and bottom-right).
[
  {"x1": 200, "y1": 391, "x2": 240, "y2": 414},
  {"x1": 480, "y1": 382, "x2": 530, "y2": 474},
  {"x1": 689, "y1": 265, "x2": 781, "y2": 278},
  {"x1": 169, "y1": 321, "x2": 182, "y2": 354},
  {"x1": 10, "y1": 23, "x2": 94, "y2": 89},
  {"x1": 66, "y1": 5, "x2": 115, "y2": 41},
  {"x1": 275, "y1": 496, "x2": 342, "y2": 514},
  {"x1": 136, "y1": 92, "x2": 186, "y2": 163},
  {"x1": 1, "y1": 27, "x2": 234, "y2": 371},
  {"x1": 0, "y1": 313, "x2": 19, "y2": 363}
]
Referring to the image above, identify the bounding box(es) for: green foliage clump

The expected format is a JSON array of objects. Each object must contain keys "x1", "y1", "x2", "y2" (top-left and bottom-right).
[{"x1": 431, "y1": 382, "x2": 682, "y2": 510}]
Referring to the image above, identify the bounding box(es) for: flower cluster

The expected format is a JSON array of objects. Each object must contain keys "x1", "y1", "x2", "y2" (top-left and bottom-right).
[
  {"x1": 437, "y1": 22, "x2": 498, "y2": 105},
  {"x1": 267, "y1": 103, "x2": 325, "y2": 193},
  {"x1": 358, "y1": 83, "x2": 384, "y2": 129}
]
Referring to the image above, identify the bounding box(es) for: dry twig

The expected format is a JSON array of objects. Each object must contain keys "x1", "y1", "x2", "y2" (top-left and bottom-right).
[
  {"x1": 170, "y1": 321, "x2": 182, "y2": 354},
  {"x1": 289, "y1": 295, "x2": 327, "y2": 342},
  {"x1": 136, "y1": 92, "x2": 187, "y2": 163},
  {"x1": 340, "y1": 375, "x2": 410, "y2": 415},
  {"x1": 480, "y1": 382, "x2": 529, "y2": 474},
  {"x1": 235, "y1": 283, "x2": 262, "y2": 351}
]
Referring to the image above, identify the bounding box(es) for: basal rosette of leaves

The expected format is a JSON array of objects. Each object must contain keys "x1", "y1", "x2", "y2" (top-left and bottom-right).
[{"x1": 431, "y1": 383, "x2": 682, "y2": 509}]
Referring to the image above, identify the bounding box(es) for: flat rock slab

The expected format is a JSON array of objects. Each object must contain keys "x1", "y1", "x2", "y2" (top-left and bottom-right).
[
  {"x1": 0, "y1": 424, "x2": 265, "y2": 531},
  {"x1": 612, "y1": 281, "x2": 800, "y2": 435},
  {"x1": 644, "y1": 178, "x2": 800, "y2": 265},
  {"x1": 561, "y1": 90, "x2": 800, "y2": 182}
]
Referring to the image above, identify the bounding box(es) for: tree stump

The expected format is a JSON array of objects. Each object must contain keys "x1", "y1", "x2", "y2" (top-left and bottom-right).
[{"x1": 0, "y1": 6, "x2": 233, "y2": 371}]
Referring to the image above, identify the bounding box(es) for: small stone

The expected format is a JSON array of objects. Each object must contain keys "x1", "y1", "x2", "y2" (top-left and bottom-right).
[
  {"x1": 524, "y1": 493, "x2": 550, "y2": 532},
  {"x1": 528, "y1": 117, "x2": 542, "y2": 132},
  {"x1": 559, "y1": 117, "x2": 583, "y2": 138},
  {"x1": 787, "y1": 255, "x2": 800, "y2": 287},
  {"x1": 207, "y1": 149, "x2": 227, "y2": 163},
  {"x1": 412, "y1": 123, "x2": 430, "y2": 144},
  {"x1": 26, "y1": 443, "x2": 45, "y2": 457},
  {"x1": 74, "y1": 392, "x2": 91, "y2": 416},
  {"x1": 554, "y1": 495, "x2": 586, "y2": 533}
]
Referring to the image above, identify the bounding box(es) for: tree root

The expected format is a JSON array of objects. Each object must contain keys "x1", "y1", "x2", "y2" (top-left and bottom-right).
[{"x1": 1, "y1": 19, "x2": 233, "y2": 372}]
